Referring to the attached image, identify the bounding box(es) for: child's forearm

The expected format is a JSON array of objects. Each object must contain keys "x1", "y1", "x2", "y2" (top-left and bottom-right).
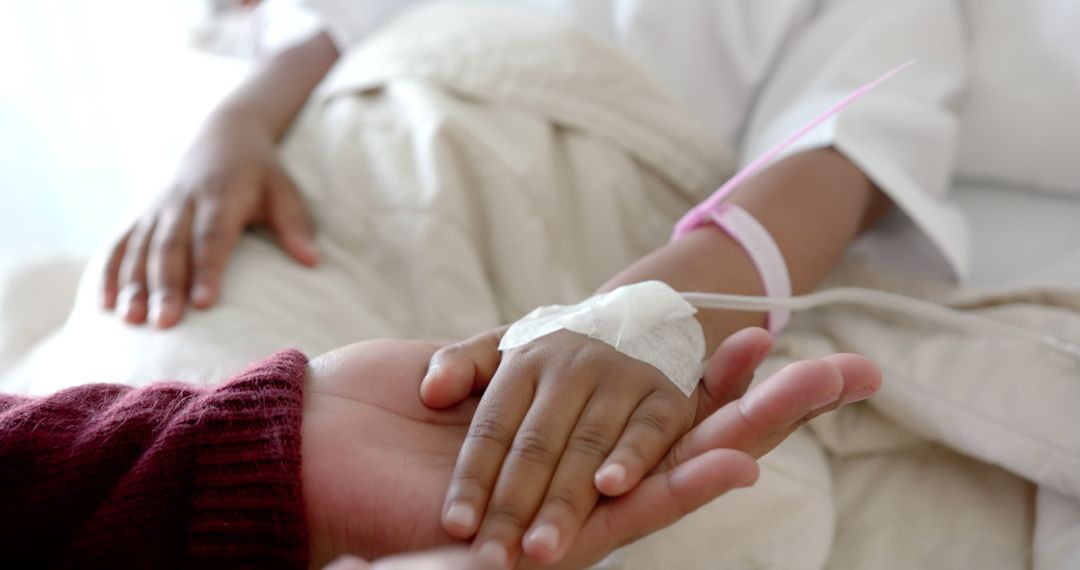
[
  {"x1": 213, "y1": 31, "x2": 340, "y2": 140},
  {"x1": 599, "y1": 148, "x2": 890, "y2": 353}
]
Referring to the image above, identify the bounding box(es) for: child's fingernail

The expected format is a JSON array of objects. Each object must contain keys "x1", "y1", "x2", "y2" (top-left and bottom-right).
[
  {"x1": 117, "y1": 284, "x2": 138, "y2": 312},
  {"x1": 444, "y1": 502, "x2": 476, "y2": 532},
  {"x1": 191, "y1": 283, "x2": 213, "y2": 307},
  {"x1": 477, "y1": 542, "x2": 508, "y2": 568},
  {"x1": 147, "y1": 294, "x2": 161, "y2": 320},
  {"x1": 420, "y1": 366, "x2": 440, "y2": 397},
  {"x1": 525, "y1": 523, "x2": 560, "y2": 555},
  {"x1": 595, "y1": 463, "x2": 626, "y2": 490}
]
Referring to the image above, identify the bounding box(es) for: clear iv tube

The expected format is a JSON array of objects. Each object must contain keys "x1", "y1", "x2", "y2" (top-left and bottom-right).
[{"x1": 681, "y1": 287, "x2": 1080, "y2": 365}]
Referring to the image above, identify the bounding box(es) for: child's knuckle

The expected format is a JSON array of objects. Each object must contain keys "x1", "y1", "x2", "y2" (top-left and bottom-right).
[
  {"x1": 567, "y1": 425, "x2": 614, "y2": 459},
  {"x1": 629, "y1": 408, "x2": 676, "y2": 440},
  {"x1": 467, "y1": 416, "x2": 513, "y2": 449},
  {"x1": 510, "y1": 428, "x2": 557, "y2": 464}
]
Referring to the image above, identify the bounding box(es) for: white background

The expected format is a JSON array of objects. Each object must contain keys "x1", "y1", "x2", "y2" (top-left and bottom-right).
[{"x1": 0, "y1": 0, "x2": 249, "y2": 260}]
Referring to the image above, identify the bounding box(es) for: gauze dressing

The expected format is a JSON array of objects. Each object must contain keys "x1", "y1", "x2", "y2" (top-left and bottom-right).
[{"x1": 499, "y1": 281, "x2": 706, "y2": 396}]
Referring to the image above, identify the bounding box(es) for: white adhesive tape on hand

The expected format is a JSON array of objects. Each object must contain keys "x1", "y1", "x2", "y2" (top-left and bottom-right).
[{"x1": 498, "y1": 281, "x2": 706, "y2": 396}]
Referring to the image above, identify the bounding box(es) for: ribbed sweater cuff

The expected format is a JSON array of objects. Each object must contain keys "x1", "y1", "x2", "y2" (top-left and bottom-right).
[{"x1": 186, "y1": 349, "x2": 310, "y2": 568}]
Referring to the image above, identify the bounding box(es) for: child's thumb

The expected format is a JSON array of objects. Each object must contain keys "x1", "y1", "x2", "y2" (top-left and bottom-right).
[{"x1": 421, "y1": 327, "x2": 507, "y2": 408}]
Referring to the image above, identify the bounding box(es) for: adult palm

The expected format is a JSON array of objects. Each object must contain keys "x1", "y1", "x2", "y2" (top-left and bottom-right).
[{"x1": 301, "y1": 332, "x2": 879, "y2": 568}]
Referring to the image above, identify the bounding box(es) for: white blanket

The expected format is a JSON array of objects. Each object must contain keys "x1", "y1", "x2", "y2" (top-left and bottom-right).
[{"x1": 5, "y1": 3, "x2": 1079, "y2": 568}]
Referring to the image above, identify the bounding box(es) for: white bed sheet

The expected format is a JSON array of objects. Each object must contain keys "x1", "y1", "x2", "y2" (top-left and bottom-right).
[{"x1": 953, "y1": 182, "x2": 1080, "y2": 290}]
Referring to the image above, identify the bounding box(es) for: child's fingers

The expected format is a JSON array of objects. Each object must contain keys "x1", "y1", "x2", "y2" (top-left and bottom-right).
[
  {"x1": 519, "y1": 386, "x2": 640, "y2": 564},
  {"x1": 190, "y1": 196, "x2": 244, "y2": 309},
  {"x1": 440, "y1": 363, "x2": 536, "y2": 540},
  {"x1": 421, "y1": 327, "x2": 506, "y2": 408},
  {"x1": 116, "y1": 219, "x2": 156, "y2": 325},
  {"x1": 101, "y1": 230, "x2": 131, "y2": 310},
  {"x1": 267, "y1": 166, "x2": 320, "y2": 267},
  {"x1": 146, "y1": 201, "x2": 194, "y2": 329},
  {"x1": 593, "y1": 389, "x2": 691, "y2": 497},
  {"x1": 419, "y1": 354, "x2": 476, "y2": 409},
  {"x1": 468, "y1": 378, "x2": 593, "y2": 569}
]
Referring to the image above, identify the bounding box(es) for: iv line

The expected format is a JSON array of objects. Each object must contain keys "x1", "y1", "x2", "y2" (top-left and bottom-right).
[{"x1": 681, "y1": 287, "x2": 1080, "y2": 366}]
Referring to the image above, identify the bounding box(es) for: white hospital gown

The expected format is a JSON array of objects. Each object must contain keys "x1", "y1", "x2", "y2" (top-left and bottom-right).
[{"x1": 300, "y1": 0, "x2": 973, "y2": 283}]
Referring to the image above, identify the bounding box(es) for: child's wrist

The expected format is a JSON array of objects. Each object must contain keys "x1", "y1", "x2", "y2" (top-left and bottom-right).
[
  {"x1": 500, "y1": 281, "x2": 707, "y2": 396},
  {"x1": 599, "y1": 226, "x2": 768, "y2": 356},
  {"x1": 673, "y1": 205, "x2": 791, "y2": 334},
  {"x1": 208, "y1": 101, "x2": 273, "y2": 135}
]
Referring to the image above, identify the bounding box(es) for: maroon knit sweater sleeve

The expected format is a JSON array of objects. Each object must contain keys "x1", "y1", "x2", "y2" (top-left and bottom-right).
[{"x1": 0, "y1": 350, "x2": 310, "y2": 569}]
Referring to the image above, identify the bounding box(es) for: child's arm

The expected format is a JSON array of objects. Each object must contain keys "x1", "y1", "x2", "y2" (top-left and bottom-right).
[
  {"x1": 216, "y1": 31, "x2": 340, "y2": 141},
  {"x1": 423, "y1": 148, "x2": 887, "y2": 567},
  {"x1": 101, "y1": 31, "x2": 339, "y2": 329},
  {"x1": 603, "y1": 147, "x2": 889, "y2": 354}
]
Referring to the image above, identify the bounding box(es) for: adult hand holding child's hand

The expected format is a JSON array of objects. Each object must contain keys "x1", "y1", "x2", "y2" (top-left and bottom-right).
[
  {"x1": 424, "y1": 327, "x2": 709, "y2": 566},
  {"x1": 419, "y1": 326, "x2": 880, "y2": 567}
]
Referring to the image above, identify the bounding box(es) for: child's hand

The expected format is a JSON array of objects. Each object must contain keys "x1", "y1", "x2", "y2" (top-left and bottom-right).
[
  {"x1": 101, "y1": 110, "x2": 318, "y2": 328},
  {"x1": 422, "y1": 326, "x2": 774, "y2": 567}
]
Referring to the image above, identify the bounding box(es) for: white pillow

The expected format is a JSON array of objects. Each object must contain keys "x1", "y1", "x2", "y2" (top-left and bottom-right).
[{"x1": 956, "y1": 0, "x2": 1080, "y2": 195}]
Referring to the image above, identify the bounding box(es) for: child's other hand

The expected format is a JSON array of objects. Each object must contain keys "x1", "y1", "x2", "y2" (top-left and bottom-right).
[
  {"x1": 422, "y1": 326, "x2": 776, "y2": 567},
  {"x1": 101, "y1": 110, "x2": 318, "y2": 328}
]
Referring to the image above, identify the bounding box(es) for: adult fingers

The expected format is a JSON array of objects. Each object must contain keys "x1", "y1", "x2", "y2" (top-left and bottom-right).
[
  {"x1": 421, "y1": 326, "x2": 507, "y2": 409},
  {"x1": 146, "y1": 201, "x2": 194, "y2": 328},
  {"x1": 469, "y1": 379, "x2": 592, "y2": 569},
  {"x1": 324, "y1": 556, "x2": 371, "y2": 570},
  {"x1": 667, "y1": 359, "x2": 841, "y2": 468},
  {"x1": 519, "y1": 385, "x2": 638, "y2": 564},
  {"x1": 266, "y1": 164, "x2": 319, "y2": 267},
  {"x1": 542, "y1": 449, "x2": 758, "y2": 570},
  {"x1": 368, "y1": 548, "x2": 501, "y2": 570},
  {"x1": 115, "y1": 219, "x2": 156, "y2": 324},
  {"x1": 696, "y1": 327, "x2": 773, "y2": 422},
  {"x1": 817, "y1": 353, "x2": 882, "y2": 408},
  {"x1": 189, "y1": 193, "x2": 245, "y2": 309},
  {"x1": 101, "y1": 230, "x2": 131, "y2": 310},
  {"x1": 664, "y1": 355, "x2": 880, "y2": 470},
  {"x1": 740, "y1": 354, "x2": 882, "y2": 455},
  {"x1": 440, "y1": 362, "x2": 536, "y2": 542},
  {"x1": 593, "y1": 389, "x2": 689, "y2": 497}
]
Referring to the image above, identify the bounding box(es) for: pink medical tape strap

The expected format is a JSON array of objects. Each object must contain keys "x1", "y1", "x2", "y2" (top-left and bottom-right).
[{"x1": 678, "y1": 204, "x2": 791, "y2": 333}]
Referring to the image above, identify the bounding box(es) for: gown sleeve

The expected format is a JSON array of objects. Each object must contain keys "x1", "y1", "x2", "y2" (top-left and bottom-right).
[{"x1": 740, "y1": 0, "x2": 970, "y2": 280}]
